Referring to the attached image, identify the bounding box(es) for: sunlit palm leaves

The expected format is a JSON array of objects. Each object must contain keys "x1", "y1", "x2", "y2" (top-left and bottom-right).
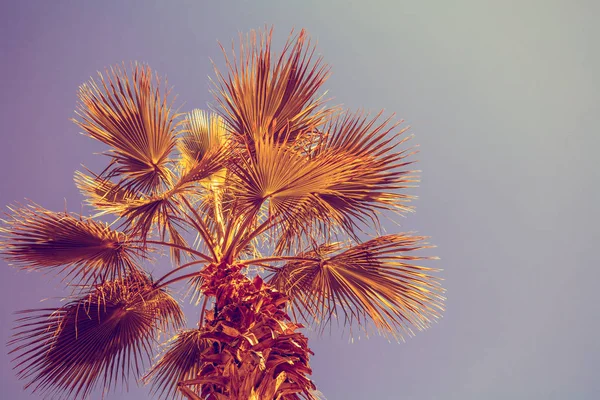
[
  {"x1": 84, "y1": 110, "x2": 232, "y2": 248},
  {"x1": 8, "y1": 275, "x2": 183, "y2": 399},
  {"x1": 74, "y1": 64, "x2": 178, "y2": 194},
  {"x1": 178, "y1": 110, "x2": 229, "y2": 174},
  {"x1": 268, "y1": 234, "x2": 444, "y2": 339},
  {"x1": 116, "y1": 191, "x2": 185, "y2": 239},
  {"x1": 0, "y1": 203, "x2": 143, "y2": 283},
  {"x1": 0, "y1": 27, "x2": 443, "y2": 400},
  {"x1": 74, "y1": 169, "x2": 139, "y2": 215},
  {"x1": 227, "y1": 112, "x2": 418, "y2": 255}
]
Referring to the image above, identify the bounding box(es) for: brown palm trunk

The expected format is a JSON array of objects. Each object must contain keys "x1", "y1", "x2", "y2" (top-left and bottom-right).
[{"x1": 178, "y1": 263, "x2": 317, "y2": 400}]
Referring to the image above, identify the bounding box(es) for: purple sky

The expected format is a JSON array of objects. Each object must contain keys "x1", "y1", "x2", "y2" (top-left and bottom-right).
[{"x1": 1, "y1": 1, "x2": 598, "y2": 399}]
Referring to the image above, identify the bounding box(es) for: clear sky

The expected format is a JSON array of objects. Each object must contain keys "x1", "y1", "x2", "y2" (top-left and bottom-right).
[{"x1": 0, "y1": 1, "x2": 598, "y2": 399}]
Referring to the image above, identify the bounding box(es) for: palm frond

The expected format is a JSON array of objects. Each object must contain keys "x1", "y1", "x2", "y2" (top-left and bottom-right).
[
  {"x1": 74, "y1": 169, "x2": 140, "y2": 216},
  {"x1": 268, "y1": 234, "x2": 444, "y2": 339},
  {"x1": 176, "y1": 110, "x2": 230, "y2": 197},
  {"x1": 178, "y1": 109, "x2": 229, "y2": 174},
  {"x1": 0, "y1": 203, "x2": 143, "y2": 283},
  {"x1": 274, "y1": 112, "x2": 418, "y2": 252},
  {"x1": 228, "y1": 134, "x2": 314, "y2": 216},
  {"x1": 227, "y1": 111, "x2": 418, "y2": 255},
  {"x1": 113, "y1": 186, "x2": 214, "y2": 258},
  {"x1": 74, "y1": 63, "x2": 178, "y2": 195},
  {"x1": 212, "y1": 27, "x2": 333, "y2": 147},
  {"x1": 110, "y1": 110, "x2": 231, "y2": 242},
  {"x1": 145, "y1": 329, "x2": 212, "y2": 399},
  {"x1": 176, "y1": 145, "x2": 230, "y2": 193},
  {"x1": 8, "y1": 274, "x2": 184, "y2": 399},
  {"x1": 115, "y1": 192, "x2": 184, "y2": 241}
]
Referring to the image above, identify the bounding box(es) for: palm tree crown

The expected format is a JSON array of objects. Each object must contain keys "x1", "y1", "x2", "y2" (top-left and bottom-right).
[{"x1": 0, "y1": 28, "x2": 444, "y2": 399}]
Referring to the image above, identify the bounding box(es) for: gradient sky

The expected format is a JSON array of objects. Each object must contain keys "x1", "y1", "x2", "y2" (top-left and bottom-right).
[{"x1": 1, "y1": 1, "x2": 598, "y2": 399}]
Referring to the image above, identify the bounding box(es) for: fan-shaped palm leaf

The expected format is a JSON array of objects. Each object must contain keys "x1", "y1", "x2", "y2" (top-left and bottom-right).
[
  {"x1": 115, "y1": 192, "x2": 184, "y2": 239},
  {"x1": 176, "y1": 110, "x2": 230, "y2": 234},
  {"x1": 112, "y1": 185, "x2": 211, "y2": 255},
  {"x1": 267, "y1": 234, "x2": 444, "y2": 339},
  {"x1": 74, "y1": 169, "x2": 140, "y2": 216},
  {"x1": 270, "y1": 111, "x2": 417, "y2": 249},
  {"x1": 74, "y1": 63, "x2": 178, "y2": 195},
  {"x1": 0, "y1": 203, "x2": 143, "y2": 283},
  {"x1": 109, "y1": 107, "x2": 230, "y2": 241},
  {"x1": 227, "y1": 111, "x2": 418, "y2": 255},
  {"x1": 212, "y1": 27, "x2": 333, "y2": 147},
  {"x1": 178, "y1": 109, "x2": 229, "y2": 174},
  {"x1": 8, "y1": 274, "x2": 184, "y2": 399}
]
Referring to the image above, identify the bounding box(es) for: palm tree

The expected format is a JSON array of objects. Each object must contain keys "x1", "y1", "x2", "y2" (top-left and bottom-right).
[{"x1": 0, "y1": 28, "x2": 444, "y2": 400}]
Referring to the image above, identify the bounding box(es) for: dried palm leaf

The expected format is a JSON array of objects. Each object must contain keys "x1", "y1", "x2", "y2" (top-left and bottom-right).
[
  {"x1": 176, "y1": 265, "x2": 317, "y2": 400},
  {"x1": 74, "y1": 63, "x2": 178, "y2": 195},
  {"x1": 268, "y1": 234, "x2": 444, "y2": 339},
  {"x1": 0, "y1": 203, "x2": 143, "y2": 283},
  {"x1": 8, "y1": 275, "x2": 184, "y2": 399}
]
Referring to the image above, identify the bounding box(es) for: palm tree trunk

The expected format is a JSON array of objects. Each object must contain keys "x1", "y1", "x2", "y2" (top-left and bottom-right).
[{"x1": 178, "y1": 263, "x2": 317, "y2": 400}]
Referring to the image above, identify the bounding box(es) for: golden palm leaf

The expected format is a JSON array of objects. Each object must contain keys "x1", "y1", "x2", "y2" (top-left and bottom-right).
[
  {"x1": 268, "y1": 234, "x2": 444, "y2": 339},
  {"x1": 112, "y1": 181, "x2": 208, "y2": 247},
  {"x1": 176, "y1": 110, "x2": 231, "y2": 230},
  {"x1": 115, "y1": 192, "x2": 183, "y2": 239},
  {"x1": 8, "y1": 274, "x2": 183, "y2": 399},
  {"x1": 0, "y1": 203, "x2": 143, "y2": 283},
  {"x1": 227, "y1": 111, "x2": 418, "y2": 255},
  {"x1": 74, "y1": 169, "x2": 140, "y2": 216},
  {"x1": 111, "y1": 109, "x2": 230, "y2": 241},
  {"x1": 212, "y1": 27, "x2": 333, "y2": 147},
  {"x1": 178, "y1": 109, "x2": 229, "y2": 174},
  {"x1": 74, "y1": 63, "x2": 178, "y2": 195}
]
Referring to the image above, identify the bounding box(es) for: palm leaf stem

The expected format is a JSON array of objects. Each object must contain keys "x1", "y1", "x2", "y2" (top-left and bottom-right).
[
  {"x1": 135, "y1": 240, "x2": 214, "y2": 263},
  {"x1": 231, "y1": 213, "x2": 277, "y2": 258},
  {"x1": 222, "y1": 211, "x2": 258, "y2": 262},
  {"x1": 240, "y1": 256, "x2": 320, "y2": 267},
  {"x1": 154, "y1": 271, "x2": 203, "y2": 291},
  {"x1": 153, "y1": 260, "x2": 206, "y2": 286},
  {"x1": 212, "y1": 190, "x2": 225, "y2": 238},
  {"x1": 179, "y1": 196, "x2": 219, "y2": 260}
]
